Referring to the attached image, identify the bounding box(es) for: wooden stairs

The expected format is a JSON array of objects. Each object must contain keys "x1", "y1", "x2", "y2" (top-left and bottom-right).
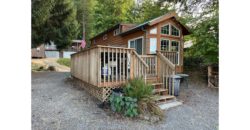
[{"x1": 146, "y1": 76, "x2": 176, "y2": 105}]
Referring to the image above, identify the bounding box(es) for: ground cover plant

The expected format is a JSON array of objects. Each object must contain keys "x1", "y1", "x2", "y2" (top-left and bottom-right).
[{"x1": 57, "y1": 58, "x2": 70, "y2": 67}]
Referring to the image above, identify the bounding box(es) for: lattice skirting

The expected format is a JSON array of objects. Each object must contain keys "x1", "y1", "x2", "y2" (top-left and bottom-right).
[{"x1": 72, "y1": 76, "x2": 123, "y2": 102}]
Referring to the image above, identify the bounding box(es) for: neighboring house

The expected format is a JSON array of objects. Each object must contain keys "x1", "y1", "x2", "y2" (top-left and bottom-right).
[
  {"x1": 90, "y1": 12, "x2": 190, "y2": 72},
  {"x1": 71, "y1": 12, "x2": 190, "y2": 103},
  {"x1": 31, "y1": 41, "x2": 82, "y2": 58}
]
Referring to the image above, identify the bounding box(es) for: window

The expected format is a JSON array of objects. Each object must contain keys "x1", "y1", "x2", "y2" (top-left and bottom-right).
[
  {"x1": 128, "y1": 37, "x2": 143, "y2": 55},
  {"x1": 150, "y1": 38, "x2": 157, "y2": 54},
  {"x1": 93, "y1": 40, "x2": 96, "y2": 44},
  {"x1": 161, "y1": 24, "x2": 169, "y2": 35},
  {"x1": 150, "y1": 28, "x2": 157, "y2": 34},
  {"x1": 103, "y1": 34, "x2": 107, "y2": 40},
  {"x1": 113, "y1": 28, "x2": 120, "y2": 36},
  {"x1": 171, "y1": 25, "x2": 180, "y2": 36},
  {"x1": 161, "y1": 39, "x2": 169, "y2": 51},
  {"x1": 171, "y1": 41, "x2": 179, "y2": 51}
]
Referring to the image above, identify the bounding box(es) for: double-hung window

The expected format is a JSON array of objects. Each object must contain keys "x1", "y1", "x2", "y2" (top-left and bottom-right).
[
  {"x1": 160, "y1": 39, "x2": 169, "y2": 51},
  {"x1": 171, "y1": 41, "x2": 179, "y2": 51}
]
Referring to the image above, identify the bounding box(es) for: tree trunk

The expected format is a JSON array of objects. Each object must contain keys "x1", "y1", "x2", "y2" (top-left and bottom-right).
[
  {"x1": 59, "y1": 50, "x2": 63, "y2": 58},
  {"x1": 208, "y1": 65, "x2": 213, "y2": 87}
]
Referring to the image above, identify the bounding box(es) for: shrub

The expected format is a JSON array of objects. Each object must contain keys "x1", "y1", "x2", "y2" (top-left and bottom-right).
[
  {"x1": 47, "y1": 66, "x2": 56, "y2": 71},
  {"x1": 123, "y1": 78, "x2": 164, "y2": 119},
  {"x1": 123, "y1": 78, "x2": 153, "y2": 100},
  {"x1": 109, "y1": 93, "x2": 124, "y2": 113},
  {"x1": 109, "y1": 93, "x2": 138, "y2": 117},
  {"x1": 57, "y1": 58, "x2": 70, "y2": 67},
  {"x1": 123, "y1": 97, "x2": 138, "y2": 117}
]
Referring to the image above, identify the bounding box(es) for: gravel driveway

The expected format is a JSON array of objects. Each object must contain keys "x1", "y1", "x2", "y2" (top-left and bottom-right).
[{"x1": 32, "y1": 72, "x2": 218, "y2": 130}]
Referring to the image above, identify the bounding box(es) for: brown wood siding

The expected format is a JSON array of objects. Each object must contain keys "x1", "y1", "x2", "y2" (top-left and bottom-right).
[
  {"x1": 146, "y1": 19, "x2": 184, "y2": 73},
  {"x1": 90, "y1": 18, "x2": 185, "y2": 73}
]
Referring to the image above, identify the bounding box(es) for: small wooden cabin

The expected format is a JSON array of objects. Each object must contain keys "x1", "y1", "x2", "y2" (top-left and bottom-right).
[{"x1": 71, "y1": 12, "x2": 190, "y2": 103}]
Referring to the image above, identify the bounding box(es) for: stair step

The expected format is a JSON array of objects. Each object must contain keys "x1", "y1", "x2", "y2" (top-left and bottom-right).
[
  {"x1": 151, "y1": 83, "x2": 163, "y2": 86},
  {"x1": 153, "y1": 95, "x2": 175, "y2": 101},
  {"x1": 153, "y1": 88, "x2": 168, "y2": 93}
]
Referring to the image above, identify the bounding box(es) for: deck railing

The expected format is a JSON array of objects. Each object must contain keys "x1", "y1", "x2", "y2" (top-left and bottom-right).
[
  {"x1": 71, "y1": 45, "x2": 148, "y2": 87},
  {"x1": 156, "y1": 51, "x2": 176, "y2": 89},
  {"x1": 159, "y1": 51, "x2": 178, "y2": 65},
  {"x1": 140, "y1": 55, "x2": 157, "y2": 76}
]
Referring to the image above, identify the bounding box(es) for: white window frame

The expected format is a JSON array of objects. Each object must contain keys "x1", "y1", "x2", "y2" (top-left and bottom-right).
[
  {"x1": 171, "y1": 24, "x2": 180, "y2": 37},
  {"x1": 170, "y1": 40, "x2": 180, "y2": 65},
  {"x1": 128, "y1": 36, "x2": 144, "y2": 55},
  {"x1": 160, "y1": 38, "x2": 170, "y2": 51},
  {"x1": 160, "y1": 23, "x2": 170, "y2": 35},
  {"x1": 103, "y1": 34, "x2": 107, "y2": 40}
]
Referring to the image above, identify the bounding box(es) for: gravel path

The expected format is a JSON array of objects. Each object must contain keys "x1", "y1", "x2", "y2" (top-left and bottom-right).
[{"x1": 32, "y1": 72, "x2": 218, "y2": 130}]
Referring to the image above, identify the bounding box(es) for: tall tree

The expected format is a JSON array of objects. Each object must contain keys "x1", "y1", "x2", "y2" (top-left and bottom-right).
[
  {"x1": 93, "y1": 0, "x2": 134, "y2": 35},
  {"x1": 32, "y1": 0, "x2": 80, "y2": 50},
  {"x1": 74, "y1": 0, "x2": 95, "y2": 42}
]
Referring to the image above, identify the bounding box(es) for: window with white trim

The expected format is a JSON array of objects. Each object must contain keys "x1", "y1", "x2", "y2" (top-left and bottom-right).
[
  {"x1": 171, "y1": 25, "x2": 180, "y2": 36},
  {"x1": 103, "y1": 34, "x2": 107, "y2": 40},
  {"x1": 171, "y1": 41, "x2": 179, "y2": 51},
  {"x1": 160, "y1": 39, "x2": 169, "y2": 51},
  {"x1": 161, "y1": 24, "x2": 169, "y2": 35},
  {"x1": 113, "y1": 28, "x2": 120, "y2": 36}
]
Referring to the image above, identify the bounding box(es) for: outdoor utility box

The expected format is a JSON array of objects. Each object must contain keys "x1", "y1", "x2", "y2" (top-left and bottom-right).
[{"x1": 168, "y1": 75, "x2": 182, "y2": 96}]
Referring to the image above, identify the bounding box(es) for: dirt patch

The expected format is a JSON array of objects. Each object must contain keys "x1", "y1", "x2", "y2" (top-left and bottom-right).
[{"x1": 32, "y1": 58, "x2": 70, "y2": 72}]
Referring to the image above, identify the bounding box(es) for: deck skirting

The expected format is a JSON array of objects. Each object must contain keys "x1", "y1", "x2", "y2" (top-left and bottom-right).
[{"x1": 72, "y1": 76, "x2": 123, "y2": 102}]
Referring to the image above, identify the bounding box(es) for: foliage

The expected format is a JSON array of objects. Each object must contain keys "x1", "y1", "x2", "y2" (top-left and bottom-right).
[
  {"x1": 109, "y1": 93, "x2": 124, "y2": 112},
  {"x1": 129, "y1": 0, "x2": 172, "y2": 24},
  {"x1": 93, "y1": 0, "x2": 134, "y2": 35},
  {"x1": 109, "y1": 93, "x2": 138, "y2": 117},
  {"x1": 186, "y1": 11, "x2": 219, "y2": 65},
  {"x1": 32, "y1": 0, "x2": 80, "y2": 50},
  {"x1": 123, "y1": 78, "x2": 153, "y2": 100},
  {"x1": 73, "y1": 0, "x2": 95, "y2": 47},
  {"x1": 138, "y1": 97, "x2": 164, "y2": 120},
  {"x1": 57, "y1": 58, "x2": 70, "y2": 67},
  {"x1": 123, "y1": 97, "x2": 138, "y2": 117},
  {"x1": 123, "y1": 78, "x2": 163, "y2": 119}
]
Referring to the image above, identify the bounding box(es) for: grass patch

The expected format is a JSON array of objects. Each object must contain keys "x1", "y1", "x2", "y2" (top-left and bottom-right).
[{"x1": 57, "y1": 58, "x2": 70, "y2": 67}]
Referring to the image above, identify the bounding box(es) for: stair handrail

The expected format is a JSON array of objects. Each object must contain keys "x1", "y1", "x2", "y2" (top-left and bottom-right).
[
  {"x1": 156, "y1": 51, "x2": 175, "y2": 70},
  {"x1": 132, "y1": 50, "x2": 149, "y2": 68}
]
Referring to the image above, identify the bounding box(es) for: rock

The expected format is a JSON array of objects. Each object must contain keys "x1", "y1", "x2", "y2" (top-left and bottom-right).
[
  {"x1": 150, "y1": 115, "x2": 160, "y2": 123},
  {"x1": 138, "y1": 114, "x2": 150, "y2": 121}
]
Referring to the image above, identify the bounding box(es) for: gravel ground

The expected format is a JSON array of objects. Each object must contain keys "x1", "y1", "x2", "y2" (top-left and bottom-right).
[{"x1": 32, "y1": 72, "x2": 218, "y2": 130}]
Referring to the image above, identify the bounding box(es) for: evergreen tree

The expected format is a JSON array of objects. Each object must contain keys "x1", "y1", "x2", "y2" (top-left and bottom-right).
[{"x1": 32, "y1": 0, "x2": 80, "y2": 50}]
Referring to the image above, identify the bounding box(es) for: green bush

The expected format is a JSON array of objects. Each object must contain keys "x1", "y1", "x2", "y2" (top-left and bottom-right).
[
  {"x1": 123, "y1": 78, "x2": 164, "y2": 119},
  {"x1": 57, "y1": 58, "x2": 70, "y2": 67},
  {"x1": 123, "y1": 97, "x2": 138, "y2": 117},
  {"x1": 109, "y1": 93, "x2": 138, "y2": 117},
  {"x1": 123, "y1": 78, "x2": 153, "y2": 100},
  {"x1": 109, "y1": 93, "x2": 124, "y2": 113}
]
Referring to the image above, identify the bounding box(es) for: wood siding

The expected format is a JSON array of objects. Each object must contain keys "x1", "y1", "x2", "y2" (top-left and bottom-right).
[{"x1": 90, "y1": 18, "x2": 185, "y2": 73}]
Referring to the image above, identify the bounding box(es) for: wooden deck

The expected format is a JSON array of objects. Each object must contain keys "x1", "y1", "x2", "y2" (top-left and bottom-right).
[{"x1": 71, "y1": 45, "x2": 177, "y2": 101}]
